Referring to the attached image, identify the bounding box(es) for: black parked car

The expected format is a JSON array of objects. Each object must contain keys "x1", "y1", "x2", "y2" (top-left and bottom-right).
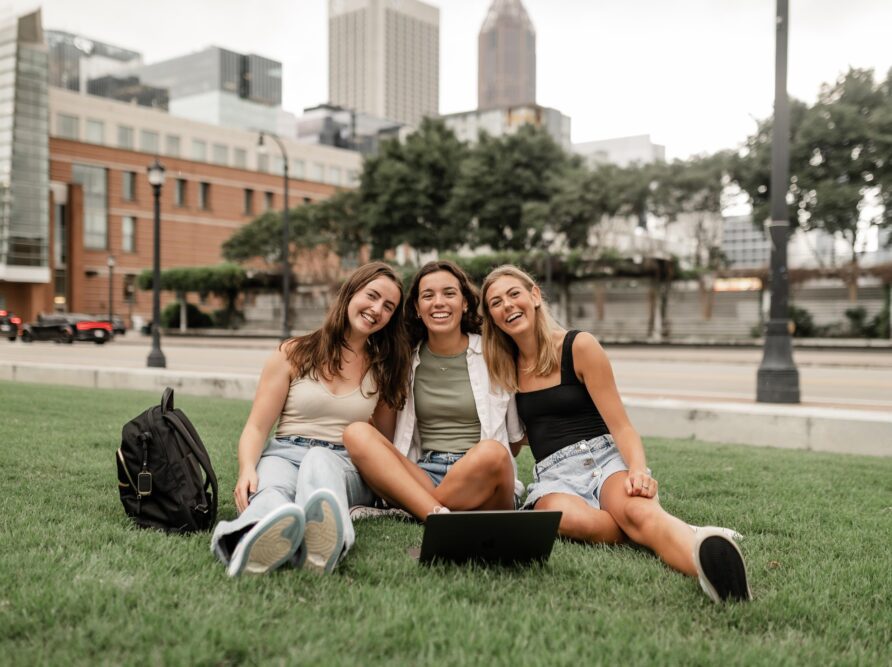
[
  {"x1": 0, "y1": 309, "x2": 23, "y2": 341},
  {"x1": 63, "y1": 314, "x2": 115, "y2": 343},
  {"x1": 20, "y1": 315, "x2": 75, "y2": 344}
]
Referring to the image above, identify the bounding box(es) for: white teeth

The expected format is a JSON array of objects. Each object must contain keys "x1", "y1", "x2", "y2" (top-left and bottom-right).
[
  {"x1": 506, "y1": 312, "x2": 522, "y2": 323},
  {"x1": 431, "y1": 312, "x2": 450, "y2": 319},
  {"x1": 361, "y1": 313, "x2": 376, "y2": 324}
]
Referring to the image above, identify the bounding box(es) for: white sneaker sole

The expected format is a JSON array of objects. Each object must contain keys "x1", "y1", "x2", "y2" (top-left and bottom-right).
[
  {"x1": 304, "y1": 492, "x2": 345, "y2": 574},
  {"x1": 227, "y1": 506, "x2": 304, "y2": 577}
]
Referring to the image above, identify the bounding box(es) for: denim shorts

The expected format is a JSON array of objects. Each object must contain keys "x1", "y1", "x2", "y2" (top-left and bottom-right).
[
  {"x1": 523, "y1": 434, "x2": 629, "y2": 510},
  {"x1": 417, "y1": 450, "x2": 466, "y2": 487}
]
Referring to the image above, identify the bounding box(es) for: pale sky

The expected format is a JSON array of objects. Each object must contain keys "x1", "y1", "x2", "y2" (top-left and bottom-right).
[{"x1": 7, "y1": 0, "x2": 892, "y2": 159}]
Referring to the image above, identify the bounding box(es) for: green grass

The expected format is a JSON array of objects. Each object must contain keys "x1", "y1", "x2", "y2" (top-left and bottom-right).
[{"x1": 1, "y1": 380, "x2": 890, "y2": 666}]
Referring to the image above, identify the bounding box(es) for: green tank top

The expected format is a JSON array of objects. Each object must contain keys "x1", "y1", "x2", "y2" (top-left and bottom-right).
[{"x1": 414, "y1": 344, "x2": 481, "y2": 453}]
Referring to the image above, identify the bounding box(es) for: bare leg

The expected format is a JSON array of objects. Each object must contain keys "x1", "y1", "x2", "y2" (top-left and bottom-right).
[
  {"x1": 598, "y1": 471, "x2": 697, "y2": 575},
  {"x1": 534, "y1": 492, "x2": 624, "y2": 544},
  {"x1": 342, "y1": 422, "x2": 442, "y2": 519},
  {"x1": 431, "y1": 440, "x2": 515, "y2": 511}
]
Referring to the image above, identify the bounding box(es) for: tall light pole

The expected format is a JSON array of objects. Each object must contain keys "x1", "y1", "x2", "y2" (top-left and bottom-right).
[
  {"x1": 107, "y1": 255, "x2": 115, "y2": 326},
  {"x1": 757, "y1": 0, "x2": 800, "y2": 403},
  {"x1": 258, "y1": 132, "x2": 291, "y2": 339},
  {"x1": 146, "y1": 159, "x2": 166, "y2": 368}
]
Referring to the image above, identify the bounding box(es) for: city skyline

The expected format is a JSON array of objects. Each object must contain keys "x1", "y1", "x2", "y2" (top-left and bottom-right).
[{"x1": 7, "y1": 0, "x2": 892, "y2": 159}]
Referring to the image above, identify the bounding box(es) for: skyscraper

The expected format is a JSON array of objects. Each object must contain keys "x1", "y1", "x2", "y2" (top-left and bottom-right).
[
  {"x1": 478, "y1": 0, "x2": 536, "y2": 110},
  {"x1": 328, "y1": 0, "x2": 439, "y2": 128}
]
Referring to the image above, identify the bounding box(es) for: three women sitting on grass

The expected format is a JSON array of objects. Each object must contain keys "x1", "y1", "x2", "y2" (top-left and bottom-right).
[{"x1": 212, "y1": 260, "x2": 750, "y2": 603}]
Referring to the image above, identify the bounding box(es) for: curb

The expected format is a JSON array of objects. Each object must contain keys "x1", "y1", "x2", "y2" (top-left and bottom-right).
[{"x1": 3, "y1": 360, "x2": 890, "y2": 458}]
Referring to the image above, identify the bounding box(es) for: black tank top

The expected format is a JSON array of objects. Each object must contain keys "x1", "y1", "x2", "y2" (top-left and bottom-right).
[{"x1": 515, "y1": 330, "x2": 610, "y2": 463}]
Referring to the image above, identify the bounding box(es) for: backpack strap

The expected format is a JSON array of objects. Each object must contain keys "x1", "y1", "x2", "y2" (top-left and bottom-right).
[
  {"x1": 161, "y1": 387, "x2": 175, "y2": 413},
  {"x1": 163, "y1": 410, "x2": 219, "y2": 519}
]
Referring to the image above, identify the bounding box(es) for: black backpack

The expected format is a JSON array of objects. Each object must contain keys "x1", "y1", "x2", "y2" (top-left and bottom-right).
[{"x1": 116, "y1": 387, "x2": 219, "y2": 533}]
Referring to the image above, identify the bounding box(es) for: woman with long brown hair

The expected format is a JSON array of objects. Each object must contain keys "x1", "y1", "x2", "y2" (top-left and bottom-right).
[
  {"x1": 481, "y1": 265, "x2": 750, "y2": 603},
  {"x1": 343, "y1": 260, "x2": 521, "y2": 519},
  {"x1": 211, "y1": 261, "x2": 411, "y2": 577}
]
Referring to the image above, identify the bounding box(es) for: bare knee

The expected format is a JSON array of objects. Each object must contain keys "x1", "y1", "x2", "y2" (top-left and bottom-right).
[
  {"x1": 342, "y1": 422, "x2": 378, "y2": 460},
  {"x1": 621, "y1": 498, "x2": 659, "y2": 533},
  {"x1": 470, "y1": 439, "x2": 511, "y2": 477}
]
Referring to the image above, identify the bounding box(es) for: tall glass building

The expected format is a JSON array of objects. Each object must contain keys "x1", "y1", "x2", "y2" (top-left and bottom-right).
[{"x1": 0, "y1": 9, "x2": 50, "y2": 281}]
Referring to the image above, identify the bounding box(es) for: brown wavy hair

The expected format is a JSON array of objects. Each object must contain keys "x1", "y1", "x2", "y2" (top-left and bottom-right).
[
  {"x1": 406, "y1": 260, "x2": 483, "y2": 348},
  {"x1": 480, "y1": 265, "x2": 561, "y2": 392},
  {"x1": 281, "y1": 261, "x2": 410, "y2": 410}
]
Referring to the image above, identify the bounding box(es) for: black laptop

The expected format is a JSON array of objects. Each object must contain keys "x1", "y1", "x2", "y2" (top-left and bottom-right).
[{"x1": 416, "y1": 510, "x2": 562, "y2": 566}]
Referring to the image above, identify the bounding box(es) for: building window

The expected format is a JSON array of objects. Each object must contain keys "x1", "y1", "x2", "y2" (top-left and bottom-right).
[
  {"x1": 199, "y1": 182, "x2": 211, "y2": 210},
  {"x1": 175, "y1": 178, "x2": 187, "y2": 207},
  {"x1": 257, "y1": 153, "x2": 269, "y2": 173},
  {"x1": 243, "y1": 188, "x2": 254, "y2": 215},
  {"x1": 191, "y1": 139, "x2": 207, "y2": 162},
  {"x1": 264, "y1": 192, "x2": 274, "y2": 211},
  {"x1": 293, "y1": 159, "x2": 305, "y2": 178},
  {"x1": 117, "y1": 125, "x2": 134, "y2": 149},
  {"x1": 57, "y1": 113, "x2": 79, "y2": 139},
  {"x1": 166, "y1": 134, "x2": 181, "y2": 157},
  {"x1": 212, "y1": 143, "x2": 228, "y2": 165},
  {"x1": 140, "y1": 129, "x2": 159, "y2": 154},
  {"x1": 122, "y1": 171, "x2": 136, "y2": 201},
  {"x1": 347, "y1": 169, "x2": 359, "y2": 185},
  {"x1": 312, "y1": 163, "x2": 325, "y2": 182},
  {"x1": 85, "y1": 119, "x2": 104, "y2": 144},
  {"x1": 329, "y1": 166, "x2": 342, "y2": 185},
  {"x1": 72, "y1": 164, "x2": 107, "y2": 250},
  {"x1": 233, "y1": 147, "x2": 247, "y2": 168},
  {"x1": 122, "y1": 216, "x2": 136, "y2": 252}
]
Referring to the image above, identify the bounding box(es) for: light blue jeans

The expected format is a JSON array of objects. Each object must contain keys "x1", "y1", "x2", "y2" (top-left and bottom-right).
[{"x1": 211, "y1": 435, "x2": 376, "y2": 566}]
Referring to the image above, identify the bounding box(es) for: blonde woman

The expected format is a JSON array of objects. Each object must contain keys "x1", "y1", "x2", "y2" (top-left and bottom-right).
[{"x1": 481, "y1": 265, "x2": 750, "y2": 603}]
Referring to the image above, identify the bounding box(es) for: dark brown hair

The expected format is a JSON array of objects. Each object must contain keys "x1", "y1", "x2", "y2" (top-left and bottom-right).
[
  {"x1": 405, "y1": 260, "x2": 482, "y2": 348},
  {"x1": 282, "y1": 261, "x2": 410, "y2": 410}
]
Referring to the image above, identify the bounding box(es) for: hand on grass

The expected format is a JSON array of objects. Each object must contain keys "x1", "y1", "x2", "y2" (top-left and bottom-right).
[
  {"x1": 234, "y1": 468, "x2": 258, "y2": 514},
  {"x1": 625, "y1": 468, "x2": 657, "y2": 498}
]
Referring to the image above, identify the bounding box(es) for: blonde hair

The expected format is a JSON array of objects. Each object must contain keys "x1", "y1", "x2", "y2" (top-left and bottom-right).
[{"x1": 480, "y1": 265, "x2": 561, "y2": 392}]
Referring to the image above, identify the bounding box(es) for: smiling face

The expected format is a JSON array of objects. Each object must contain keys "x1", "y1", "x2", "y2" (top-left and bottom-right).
[
  {"x1": 346, "y1": 275, "x2": 401, "y2": 337},
  {"x1": 416, "y1": 270, "x2": 467, "y2": 336},
  {"x1": 484, "y1": 274, "x2": 541, "y2": 338}
]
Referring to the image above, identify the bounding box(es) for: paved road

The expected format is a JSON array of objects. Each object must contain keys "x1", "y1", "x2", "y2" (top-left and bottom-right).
[{"x1": 2, "y1": 335, "x2": 891, "y2": 412}]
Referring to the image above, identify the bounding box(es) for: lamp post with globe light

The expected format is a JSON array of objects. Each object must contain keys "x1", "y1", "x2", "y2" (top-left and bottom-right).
[
  {"x1": 146, "y1": 159, "x2": 166, "y2": 368},
  {"x1": 258, "y1": 131, "x2": 291, "y2": 339}
]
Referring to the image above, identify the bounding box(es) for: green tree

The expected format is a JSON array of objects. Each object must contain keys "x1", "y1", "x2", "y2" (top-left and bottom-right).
[
  {"x1": 359, "y1": 118, "x2": 467, "y2": 257},
  {"x1": 138, "y1": 263, "x2": 246, "y2": 329},
  {"x1": 447, "y1": 124, "x2": 573, "y2": 251},
  {"x1": 221, "y1": 204, "x2": 323, "y2": 266},
  {"x1": 732, "y1": 68, "x2": 892, "y2": 301}
]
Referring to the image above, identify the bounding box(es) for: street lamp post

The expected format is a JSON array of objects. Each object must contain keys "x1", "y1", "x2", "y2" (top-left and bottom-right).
[
  {"x1": 258, "y1": 132, "x2": 291, "y2": 339},
  {"x1": 757, "y1": 0, "x2": 800, "y2": 403},
  {"x1": 107, "y1": 255, "x2": 115, "y2": 326},
  {"x1": 146, "y1": 159, "x2": 166, "y2": 368}
]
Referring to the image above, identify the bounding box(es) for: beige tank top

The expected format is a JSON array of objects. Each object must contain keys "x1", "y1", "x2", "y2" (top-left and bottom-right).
[{"x1": 275, "y1": 371, "x2": 379, "y2": 443}]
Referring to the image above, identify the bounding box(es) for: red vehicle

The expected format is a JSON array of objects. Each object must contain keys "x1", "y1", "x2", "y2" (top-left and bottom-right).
[
  {"x1": 20, "y1": 313, "x2": 113, "y2": 344},
  {"x1": 0, "y1": 309, "x2": 23, "y2": 341},
  {"x1": 65, "y1": 314, "x2": 114, "y2": 344}
]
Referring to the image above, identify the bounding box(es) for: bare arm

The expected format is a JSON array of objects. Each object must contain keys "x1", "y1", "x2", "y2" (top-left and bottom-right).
[
  {"x1": 370, "y1": 401, "x2": 397, "y2": 442},
  {"x1": 574, "y1": 332, "x2": 655, "y2": 498},
  {"x1": 509, "y1": 433, "x2": 528, "y2": 457},
  {"x1": 233, "y1": 349, "x2": 292, "y2": 512}
]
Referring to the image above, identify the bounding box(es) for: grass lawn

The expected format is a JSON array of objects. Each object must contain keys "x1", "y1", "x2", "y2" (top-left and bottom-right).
[{"x1": 1, "y1": 380, "x2": 890, "y2": 666}]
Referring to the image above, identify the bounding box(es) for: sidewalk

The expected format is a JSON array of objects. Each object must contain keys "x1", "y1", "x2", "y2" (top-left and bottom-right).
[{"x1": 3, "y1": 358, "x2": 890, "y2": 458}]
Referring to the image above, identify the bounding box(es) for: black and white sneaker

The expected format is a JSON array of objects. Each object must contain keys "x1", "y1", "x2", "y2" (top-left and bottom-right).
[
  {"x1": 693, "y1": 527, "x2": 752, "y2": 603},
  {"x1": 349, "y1": 505, "x2": 415, "y2": 522}
]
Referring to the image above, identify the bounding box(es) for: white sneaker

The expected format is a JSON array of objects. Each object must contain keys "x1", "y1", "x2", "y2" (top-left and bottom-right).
[
  {"x1": 227, "y1": 503, "x2": 305, "y2": 577},
  {"x1": 689, "y1": 524, "x2": 743, "y2": 541},
  {"x1": 303, "y1": 489, "x2": 346, "y2": 574},
  {"x1": 693, "y1": 527, "x2": 752, "y2": 603},
  {"x1": 349, "y1": 505, "x2": 415, "y2": 522}
]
